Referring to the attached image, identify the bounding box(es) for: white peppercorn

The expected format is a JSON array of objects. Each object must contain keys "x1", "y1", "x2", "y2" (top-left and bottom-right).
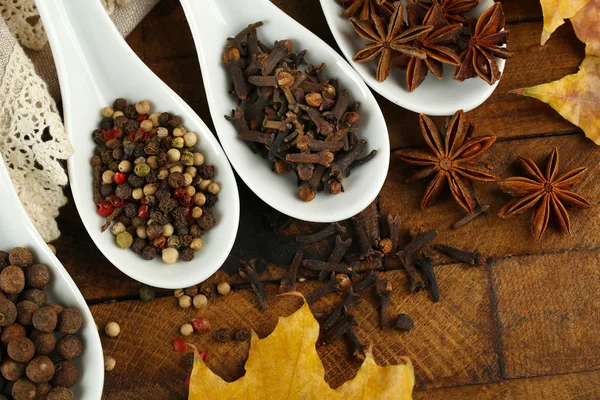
[
  {"x1": 143, "y1": 184, "x2": 156, "y2": 196},
  {"x1": 208, "y1": 182, "x2": 221, "y2": 194},
  {"x1": 185, "y1": 166, "x2": 197, "y2": 177},
  {"x1": 104, "y1": 356, "x2": 116, "y2": 371},
  {"x1": 162, "y1": 248, "x2": 179, "y2": 264},
  {"x1": 110, "y1": 222, "x2": 126, "y2": 236},
  {"x1": 163, "y1": 224, "x2": 174, "y2": 237},
  {"x1": 174, "y1": 288, "x2": 184, "y2": 298},
  {"x1": 178, "y1": 295, "x2": 192, "y2": 309},
  {"x1": 157, "y1": 170, "x2": 169, "y2": 180},
  {"x1": 185, "y1": 186, "x2": 196, "y2": 197},
  {"x1": 101, "y1": 107, "x2": 114, "y2": 118},
  {"x1": 118, "y1": 160, "x2": 132, "y2": 173},
  {"x1": 136, "y1": 226, "x2": 147, "y2": 239},
  {"x1": 193, "y1": 294, "x2": 208, "y2": 308},
  {"x1": 169, "y1": 165, "x2": 184, "y2": 174},
  {"x1": 134, "y1": 156, "x2": 147, "y2": 165},
  {"x1": 102, "y1": 170, "x2": 115, "y2": 184},
  {"x1": 167, "y1": 149, "x2": 181, "y2": 162},
  {"x1": 47, "y1": 244, "x2": 57, "y2": 255},
  {"x1": 190, "y1": 238, "x2": 203, "y2": 251},
  {"x1": 135, "y1": 100, "x2": 151, "y2": 115},
  {"x1": 217, "y1": 282, "x2": 231, "y2": 296},
  {"x1": 132, "y1": 188, "x2": 144, "y2": 200},
  {"x1": 193, "y1": 153, "x2": 204, "y2": 166},
  {"x1": 193, "y1": 193, "x2": 206, "y2": 206},
  {"x1": 149, "y1": 113, "x2": 160, "y2": 127},
  {"x1": 198, "y1": 180, "x2": 211, "y2": 192},
  {"x1": 147, "y1": 156, "x2": 158, "y2": 169},
  {"x1": 173, "y1": 127, "x2": 185, "y2": 138},
  {"x1": 112, "y1": 110, "x2": 124, "y2": 119},
  {"x1": 105, "y1": 322, "x2": 121, "y2": 337},
  {"x1": 191, "y1": 207, "x2": 203, "y2": 219},
  {"x1": 184, "y1": 132, "x2": 197, "y2": 147},
  {"x1": 183, "y1": 173, "x2": 193, "y2": 186},
  {"x1": 180, "y1": 323, "x2": 194, "y2": 336},
  {"x1": 140, "y1": 120, "x2": 153, "y2": 132},
  {"x1": 157, "y1": 127, "x2": 168, "y2": 139}
]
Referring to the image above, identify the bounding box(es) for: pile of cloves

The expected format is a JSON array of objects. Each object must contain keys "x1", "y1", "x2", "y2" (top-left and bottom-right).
[{"x1": 223, "y1": 22, "x2": 376, "y2": 202}]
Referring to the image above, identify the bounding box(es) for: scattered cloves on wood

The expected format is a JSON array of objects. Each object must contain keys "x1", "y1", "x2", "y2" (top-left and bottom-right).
[
  {"x1": 433, "y1": 244, "x2": 486, "y2": 266},
  {"x1": 296, "y1": 222, "x2": 346, "y2": 244},
  {"x1": 387, "y1": 214, "x2": 401, "y2": 252},
  {"x1": 396, "y1": 230, "x2": 437, "y2": 292},
  {"x1": 239, "y1": 261, "x2": 269, "y2": 310},
  {"x1": 322, "y1": 288, "x2": 361, "y2": 330},
  {"x1": 303, "y1": 260, "x2": 356, "y2": 276},
  {"x1": 323, "y1": 312, "x2": 358, "y2": 344},
  {"x1": 345, "y1": 326, "x2": 366, "y2": 361},
  {"x1": 416, "y1": 255, "x2": 439, "y2": 302},
  {"x1": 376, "y1": 278, "x2": 392, "y2": 330},
  {"x1": 319, "y1": 235, "x2": 352, "y2": 280},
  {"x1": 305, "y1": 273, "x2": 351, "y2": 304},
  {"x1": 353, "y1": 270, "x2": 377, "y2": 293},
  {"x1": 452, "y1": 204, "x2": 490, "y2": 229},
  {"x1": 279, "y1": 251, "x2": 303, "y2": 293},
  {"x1": 352, "y1": 216, "x2": 378, "y2": 261},
  {"x1": 395, "y1": 314, "x2": 414, "y2": 332}
]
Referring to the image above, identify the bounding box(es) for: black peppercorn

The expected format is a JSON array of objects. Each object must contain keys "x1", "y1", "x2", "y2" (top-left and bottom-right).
[
  {"x1": 215, "y1": 328, "x2": 231, "y2": 343},
  {"x1": 159, "y1": 198, "x2": 178, "y2": 214},
  {"x1": 146, "y1": 223, "x2": 164, "y2": 240},
  {"x1": 56, "y1": 335, "x2": 83, "y2": 361},
  {"x1": 100, "y1": 149, "x2": 113, "y2": 166},
  {"x1": 113, "y1": 98, "x2": 127, "y2": 111},
  {"x1": 124, "y1": 105, "x2": 137, "y2": 119},
  {"x1": 204, "y1": 193, "x2": 218, "y2": 208},
  {"x1": 124, "y1": 120, "x2": 138, "y2": 134},
  {"x1": 156, "y1": 188, "x2": 170, "y2": 200},
  {"x1": 131, "y1": 217, "x2": 146, "y2": 228},
  {"x1": 118, "y1": 215, "x2": 131, "y2": 226},
  {"x1": 139, "y1": 285, "x2": 155, "y2": 302},
  {"x1": 168, "y1": 115, "x2": 182, "y2": 128},
  {"x1": 146, "y1": 170, "x2": 158, "y2": 183},
  {"x1": 100, "y1": 184, "x2": 114, "y2": 198},
  {"x1": 198, "y1": 165, "x2": 215, "y2": 180},
  {"x1": 25, "y1": 264, "x2": 50, "y2": 289},
  {"x1": 0, "y1": 299, "x2": 17, "y2": 326},
  {"x1": 51, "y1": 361, "x2": 78, "y2": 388},
  {"x1": 112, "y1": 147, "x2": 124, "y2": 160},
  {"x1": 168, "y1": 172, "x2": 185, "y2": 188},
  {"x1": 159, "y1": 112, "x2": 172, "y2": 126},
  {"x1": 133, "y1": 144, "x2": 146, "y2": 158},
  {"x1": 181, "y1": 235, "x2": 193, "y2": 247},
  {"x1": 26, "y1": 356, "x2": 55, "y2": 383},
  {"x1": 115, "y1": 183, "x2": 133, "y2": 200},
  {"x1": 131, "y1": 239, "x2": 146, "y2": 254},
  {"x1": 184, "y1": 352, "x2": 194, "y2": 369},
  {"x1": 190, "y1": 225, "x2": 204, "y2": 238},
  {"x1": 235, "y1": 329, "x2": 250, "y2": 341},
  {"x1": 114, "y1": 115, "x2": 128, "y2": 128},
  {"x1": 16, "y1": 301, "x2": 37, "y2": 326},
  {"x1": 127, "y1": 174, "x2": 145, "y2": 188},
  {"x1": 124, "y1": 203, "x2": 137, "y2": 218},
  {"x1": 144, "y1": 141, "x2": 159, "y2": 155},
  {"x1": 126, "y1": 226, "x2": 136, "y2": 237},
  {"x1": 92, "y1": 130, "x2": 104, "y2": 144},
  {"x1": 157, "y1": 153, "x2": 169, "y2": 166},
  {"x1": 57, "y1": 308, "x2": 82, "y2": 335},
  {"x1": 100, "y1": 117, "x2": 113, "y2": 130},
  {"x1": 197, "y1": 210, "x2": 216, "y2": 231},
  {"x1": 141, "y1": 246, "x2": 156, "y2": 260}
]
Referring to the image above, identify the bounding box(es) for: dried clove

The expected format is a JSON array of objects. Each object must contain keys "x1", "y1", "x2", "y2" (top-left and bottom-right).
[
  {"x1": 319, "y1": 235, "x2": 352, "y2": 280},
  {"x1": 352, "y1": 216, "x2": 378, "y2": 261},
  {"x1": 452, "y1": 203, "x2": 490, "y2": 229},
  {"x1": 323, "y1": 312, "x2": 357, "y2": 344},
  {"x1": 279, "y1": 251, "x2": 303, "y2": 293},
  {"x1": 322, "y1": 288, "x2": 361, "y2": 330},
  {"x1": 375, "y1": 278, "x2": 392, "y2": 330},
  {"x1": 329, "y1": 140, "x2": 368, "y2": 179},
  {"x1": 353, "y1": 270, "x2": 377, "y2": 293},
  {"x1": 433, "y1": 244, "x2": 486, "y2": 266},
  {"x1": 239, "y1": 261, "x2": 269, "y2": 310},
  {"x1": 303, "y1": 260, "x2": 355, "y2": 276},
  {"x1": 305, "y1": 273, "x2": 351, "y2": 304},
  {"x1": 346, "y1": 149, "x2": 378, "y2": 177},
  {"x1": 396, "y1": 230, "x2": 437, "y2": 292},
  {"x1": 345, "y1": 326, "x2": 366, "y2": 361},
  {"x1": 416, "y1": 255, "x2": 439, "y2": 302},
  {"x1": 295, "y1": 222, "x2": 346, "y2": 244},
  {"x1": 395, "y1": 314, "x2": 414, "y2": 332},
  {"x1": 387, "y1": 214, "x2": 401, "y2": 251},
  {"x1": 214, "y1": 328, "x2": 232, "y2": 343}
]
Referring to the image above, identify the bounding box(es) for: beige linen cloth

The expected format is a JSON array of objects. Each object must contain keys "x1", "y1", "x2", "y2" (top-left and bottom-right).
[{"x1": 0, "y1": 0, "x2": 159, "y2": 242}]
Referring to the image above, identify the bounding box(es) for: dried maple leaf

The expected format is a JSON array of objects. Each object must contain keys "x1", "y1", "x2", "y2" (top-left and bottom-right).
[
  {"x1": 498, "y1": 148, "x2": 591, "y2": 240},
  {"x1": 571, "y1": 0, "x2": 600, "y2": 56},
  {"x1": 394, "y1": 110, "x2": 498, "y2": 214},
  {"x1": 539, "y1": 0, "x2": 590, "y2": 45},
  {"x1": 188, "y1": 298, "x2": 415, "y2": 400},
  {"x1": 510, "y1": 56, "x2": 600, "y2": 144}
]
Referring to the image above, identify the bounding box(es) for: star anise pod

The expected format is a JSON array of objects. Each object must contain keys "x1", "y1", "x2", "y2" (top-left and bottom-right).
[
  {"x1": 403, "y1": 2, "x2": 463, "y2": 91},
  {"x1": 453, "y1": 2, "x2": 513, "y2": 84},
  {"x1": 350, "y1": 4, "x2": 434, "y2": 82},
  {"x1": 340, "y1": 0, "x2": 394, "y2": 20},
  {"x1": 498, "y1": 148, "x2": 591, "y2": 240},
  {"x1": 408, "y1": 0, "x2": 480, "y2": 25},
  {"x1": 394, "y1": 110, "x2": 498, "y2": 214}
]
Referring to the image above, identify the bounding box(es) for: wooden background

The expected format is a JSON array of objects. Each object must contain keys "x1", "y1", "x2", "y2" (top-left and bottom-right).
[{"x1": 51, "y1": 0, "x2": 600, "y2": 398}]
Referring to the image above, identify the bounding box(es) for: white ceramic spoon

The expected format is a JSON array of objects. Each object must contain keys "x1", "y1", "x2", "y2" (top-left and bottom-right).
[
  {"x1": 34, "y1": 0, "x2": 240, "y2": 289},
  {"x1": 0, "y1": 155, "x2": 104, "y2": 399},
  {"x1": 319, "y1": 0, "x2": 505, "y2": 116},
  {"x1": 180, "y1": 0, "x2": 390, "y2": 223}
]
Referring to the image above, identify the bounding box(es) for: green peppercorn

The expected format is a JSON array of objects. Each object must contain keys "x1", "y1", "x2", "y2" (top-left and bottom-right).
[
  {"x1": 171, "y1": 137, "x2": 185, "y2": 149},
  {"x1": 116, "y1": 232, "x2": 133, "y2": 249},
  {"x1": 134, "y1": 163, "x2": 150, "y2": 177},
  {"x1": 139, "y1": 285, "x2": 155, "y2": 302},
  {"x1": 180, "y1": 152, "x2": 194, "y2": 166}
]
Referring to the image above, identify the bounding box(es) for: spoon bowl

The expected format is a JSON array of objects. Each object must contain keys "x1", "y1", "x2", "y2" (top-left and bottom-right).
[
  {"x1": 180, "y1": 0, "x2": 390, "y2": 223},
  {"x1": 0, "y1": 155, "x2": 104, "y2": 399},
  {"x1": 319, "y1": 0, "x2": 504, "y2": 116},
  {"x1": 35, "y1": 0, "x2": 240, "y2": 289}
]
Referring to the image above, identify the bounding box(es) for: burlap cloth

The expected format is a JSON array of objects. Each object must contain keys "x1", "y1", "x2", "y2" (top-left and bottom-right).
[{"x1": 0, "y1": 0, "x2": 159, "y2": 242}]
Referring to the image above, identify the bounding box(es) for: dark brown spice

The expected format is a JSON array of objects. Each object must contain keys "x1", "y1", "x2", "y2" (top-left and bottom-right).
[
  {"x1": 239, "y1": 261, "x2": 268, "y2": 311},
  {"x1": 396, "y1": 230, "x2": 437, "y2": 292},
  {"x1": 302, "y1": 260, "x2": 354, "y2": 275},
  {"x1": 235, "y1": 329, "x2": 250, "y2": 341},
  {"x1": 416, "y1": 255, "x2": 439, "y2": 302},
  {"x1": 375, "y1": 278, "x2": 392, "y2": 330},
  {"x1": 305, "y1": 273, "x2": 351, "y2": 304},
  {"x1": 344, "y1": 326, "x2": 366, "y2": 361},
  {"x1": 295, "y1": 222, "x2": 346, "y2": 244},
  {"x1": 279, "y1": 251, "x2": 302, "y2": 293},
  {"x1": 433, "y1": 244, "x2": 485, "y2": 266},
  {"x1": 395, "y1": 313, "x2": 414, "y2": 332},
  {"x1": 214, "y1": 328, "x2": 232, "y2": 343}
]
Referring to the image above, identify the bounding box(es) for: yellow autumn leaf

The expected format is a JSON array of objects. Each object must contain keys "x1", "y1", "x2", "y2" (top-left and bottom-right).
[
  {"x1": 511, "y1": 56, "x2": 600, "y2": 144},
  {"x1": 571, "y1": 0, "x2": 600, "y2": 55},
  {"x1": 540, "y1": 0, "x2": 590, "y2": 45},
  {"x1": 188, "y1": 298, "x2": 415, "y2": 400}
]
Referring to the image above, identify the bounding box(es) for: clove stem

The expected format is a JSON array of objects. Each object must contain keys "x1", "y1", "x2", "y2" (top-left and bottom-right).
[
  {"x1": 433, "y1": 244, "x2": 486, "y2": 266},
  {"x1": 239, "y1": 261, "x2": 269, "y2": 310},
  {"x1": 295, "y1": 222, "x2": 346, "y2": 244},
  {"x1": 417, "y1": 255, "x2": 439, "y2": 302}
]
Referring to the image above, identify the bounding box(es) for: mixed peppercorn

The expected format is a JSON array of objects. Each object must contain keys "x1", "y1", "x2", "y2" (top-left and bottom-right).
[
  {"x1": 0, "y1": 247, "x2": 84, "y2": 400},
  {"x1": 91, "y1": 99, "x2": 220, "y2": 264}
]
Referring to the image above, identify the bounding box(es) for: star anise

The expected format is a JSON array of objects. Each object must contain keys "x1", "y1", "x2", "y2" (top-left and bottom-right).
[
  {"x1": 350, "y1": 4, "x2": 434, "y2": 82},
  {"x1": 394, "y1": 110, "x2": 498, "y2": 214},
  {"x1": 453, "y1": 2, "x2": 513, "y2": 84},
  {"x1": 340, "y1": 0, "x2": 394, "y2": 20},
  {"x1": 408, "y1": 0, "x2": 480, "y2": 25},
  {"x1": 498, "y1": 148, "x2": 591, "y2": 240},
  {"x1": 403, "y1": 2, "x2": 463, "y2": 91}
]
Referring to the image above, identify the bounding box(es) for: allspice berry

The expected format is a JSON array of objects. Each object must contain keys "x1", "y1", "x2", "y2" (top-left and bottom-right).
[
  {"x1": 8, "y1": 248, "x2": 33, "y2": 267},
  {"x1": 0, "y1": 298, "x2": 18, "y2": 326},
  {"x1": 51, "y1": 361, "x2": 78, "y2": 388},
  {"x1": 7, "y1": 337, "x2": 35, "y2": 363},
  {"x1": 104, "y1": 356, "x2": 116, "y2": 372},
  {"x1": 57, "y1": 308, "x2": 82, "y2": 335},
  {"x1": 16, "y1": 301, "x2": 38, "y2": 326},
  {"x1": 1, "y1": 323, "x2": 26, "y2": 345},
  {"x1": 56, "y1": 335, "x2": 83, "y2": 361},
  {"x1": 32, "y1": 307, "x2": 57, "y2": 333},
  {"x1": 0, "y1": 266, "x2": 25, "y2": 294},
  {"x1": 21, "y1": 289, "x2": 47, "y2": 308},
  {"x1": 26, "y1": 356, "x2": 55, "y2": 383},
  {"x1": 1, "y1": 359, "x2": 25, "y2": 381},
  {"x1": 35, "y1": 383, "x2": 52, "y2": 399},
  {"x1": 30, "y1": 331, "x2": 56, "y2": 355},
  {"x1": 105, "y1": 322, "x2": 121, "y2": 338},
  {"x1": 12, "y1": 377, "x2": 36, "y2": 400},
  {"x1": 46, "y1": 387, "x2": 73, "y2": 400}
]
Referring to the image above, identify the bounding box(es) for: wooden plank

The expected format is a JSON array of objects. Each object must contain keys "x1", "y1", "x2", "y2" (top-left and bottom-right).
[
  {"x1": 379, "y1": 133, "x2": 600, "y2": 266},
  {"x1": 491, "y1": 248, "x2": 600, "y2": 379},
  {"x1": 413, "y1": 371, "x2": 600, "y2": 400},
  {"x1": 95, "y1": 265, "x2": 497, "y2": 398}
]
